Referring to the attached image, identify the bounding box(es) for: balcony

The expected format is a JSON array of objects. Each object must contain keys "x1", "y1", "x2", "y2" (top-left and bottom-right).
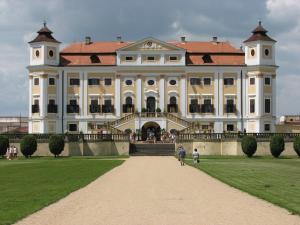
[
  {"x1": 67, "y1": 105, "x2": 79, "y2": 113},
  {"x1": 89, "y1": 104, "x2": 101, "y2": 113},
  {"x1": 189, "y1": 104, "x2": 201, "y2": 113},
  {"x1": 201, "y1": 104, "x2": 214, "y2": 113},
  {"x1": 47, "y1": 104, "x2": 57, "y2": 113},
  {"x1": 102, "y1": 105, "x2": 114, "y2": 113},
  {"x1": 167, "y1": 104, "x2": 178, "y2": 113},
  {"x1": 224, "y1": 104, "x2": 236, "y2": 114},
  {"x1": 123, "y1": 104, "x2": 135, "y2": 113},
  {"x1": 32, "y1": 105, "x2": 39, "y2": 113}
]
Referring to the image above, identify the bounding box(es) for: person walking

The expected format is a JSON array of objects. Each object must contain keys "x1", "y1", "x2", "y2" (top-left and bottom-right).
[
  {"x1": 178, "y1": 146, "x2": 186, "y2": 166},
  {"x1": 13, "y1": 146, "x2": 18, "y2": 158},
  {"x1": 192, "y1": 148, "x2": 200, "y2": 164}
]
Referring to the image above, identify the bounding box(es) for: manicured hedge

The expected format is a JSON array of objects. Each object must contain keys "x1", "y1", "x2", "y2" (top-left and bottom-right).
[
  {"x1": 270, "y1": 135, "x2": 285, "y2": 158},
  {"x1": 0, "y1": 136, "x2": 9, "y2": 156},
  {"x1": 241, "y1": 135, "x2": 257, "y2": 157},
  {"x1": 293, "y1": 136, "x2": 300, "y2": 157},
  {"x1": 49, "y1": 135, "x2": 65, "y2": 157},
  {"x1": 20, "y1": 135, "x2": 37, "y2": 158}
]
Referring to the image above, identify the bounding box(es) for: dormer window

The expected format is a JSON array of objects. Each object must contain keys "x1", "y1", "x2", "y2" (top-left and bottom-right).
[
  {"x1": 90, "y1": 54, "x2": 100, "y2": 63},
  {"x1": 202, "y1": 54, "x2": 213, "y2": 63},
  {"x1": 147, "y1": 56, "x2": 155, "y2": 61},
  {"x1": 35, "y1": 50, "x2": 40, "y2": 57},
  {"x1": 125, "y1": 56, "x2": 133, "y2": 61},
  {"x1": 49, "y1": 50, "x2": 54, "y2": 58}
]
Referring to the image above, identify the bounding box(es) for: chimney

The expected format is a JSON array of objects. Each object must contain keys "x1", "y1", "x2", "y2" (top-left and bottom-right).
[
  {"x1": 117, "y1": 36, "x2": 122, "y2": 42},
  {"x1": 212, "y1": 36, "x2": 218, "y2": 42},
  {"x1": 181, "y1": 36, "x2": 186, "y2": 42},
  {"x1": 85, "y1": 36, "x2": 91, "y2": 45}
]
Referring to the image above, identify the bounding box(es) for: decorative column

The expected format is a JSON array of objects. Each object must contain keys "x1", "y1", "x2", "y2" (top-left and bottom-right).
[
  {"x1": 272, "y1": 74, "x2": 277, "y2": 132},
  {"x1": 236, "y1": 71, "x2": 241, "y2": 118},
  {"x1": 159, "y1": 75, "x2": 165, "y2": 111},
  {"x1": 256, "y1": 73, "x2": 263, "y2": 117},
  {"x1": 57, "y1": 72, "x2": 62, "y2": 133},
  {"x1": 83, "y1": 72, "x2": 88, "y2": 117},
  {"x1": 80, "y1": 72, "x2": 84, "y2": 116},
  {"x1": 40, "y1": 74, "x2": 48, "y2": 133},
  {"x1": 28, "y1": 75, "x2": 33, "y2": 133},
  {"x1": 180, "y1": 74, "x2": 186, "y2": 117},
  {"x1": 63, "y1": 72, "x2": 68, "y2": 132},
  {"x1": 115, "y1": 74, "x2": 121, "y2": 117},
  {"x1": 136, "y1": 75, "x2": 142, "y2": 112},
  {"x1": 219, "y1": 72, "x2": 224, "y2": 116},
  {"x1": 214, "y1": 72, "x2": 219, "y2": 116}
]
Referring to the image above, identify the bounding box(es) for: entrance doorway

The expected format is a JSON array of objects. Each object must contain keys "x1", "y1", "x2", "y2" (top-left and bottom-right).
[
  {"x1": 141, "y1": 121, "x2": 161, "y2": 141},
  {"x1": 146, "y1": 97, "x2": 156, "y2": 112}
]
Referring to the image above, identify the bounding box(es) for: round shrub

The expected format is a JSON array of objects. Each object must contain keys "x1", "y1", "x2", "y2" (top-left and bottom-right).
[
  {"x1": 241, "y1": 135, "x2": 257, "y2": 157},
  {"x1": 0, "y1": 136, "x2": 9, "y2": 156},
  {"x1": 270, "y1": 135, "x2": 285, "y2": 158},
  {"x1": 293, "y1": 136, "x2": 300, "y2": 157},
  {"x1": 49, "y1": 135, "x2": 65, "y2": 157},
  {"x1": 20, "y1": 135, "x2": 37, "y2": 158},
  {"x1": 156, "y1": 107, "x2": 161, "y2": 113}
]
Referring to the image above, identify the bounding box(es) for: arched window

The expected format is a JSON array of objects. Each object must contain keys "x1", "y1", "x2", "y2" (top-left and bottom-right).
[
  {"x1": 125, "y1": 96, "x2": 132, "y2": 105},
  {"x1": 170, "y1": 96, "x2": 177, "y2": 105},
  {"x1": 90, "y1": 54, "x2": 100, "y2": 63}
]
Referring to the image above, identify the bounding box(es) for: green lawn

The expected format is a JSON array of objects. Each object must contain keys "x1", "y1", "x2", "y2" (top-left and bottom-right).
[
  {"x1": 0, "y1": 157, "x2": 124, "y2": 225},
  {"x1": 186, "y1": 156, "x2": 300, "y2": 215}
]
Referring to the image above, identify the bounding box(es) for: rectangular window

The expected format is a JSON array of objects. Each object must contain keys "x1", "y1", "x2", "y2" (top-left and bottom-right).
[
  {"x1": 190, "y1": 78, "x2": 201, "y2": 85},
  {"x1": 68, "y1": 124, "x2": 78, "y2": 132},
  {"x1": 49, "y1": 99, "x2": 55, "y2": 105},
  {"x1": 104, "y1": 78, "x2": 112, "y2": 86},
  {"x1": 250, "y1": 77, "x2": 255, "y2": 85},
  {"x1": 264, "y1": 124, "x2": 271, "y2": 131},
  {"x1": 70, "y1": 99, "x2": 77, "y2": 105},
  {"x1": 34, "y1": 99, "x2": 39, "y2": 105},
  {"x1": 49, "y1": 78, "x2": 55, "y2": 85},
  {"x1": 70, "y1": 78, "x2": 80, "y2": 86},
  {"x1": 224, "y1": 78, "x2": 234, "y2": 85},
  {"x1": 250, "y1": 99, "x2": 255, "y2": 113},
  {"x1": 104, "y1": 99, "x2": 112, "y2": 106},
  {"x1": 265, "y1": 77, "x2": 271, "y2": 85},
  {"x1": 91, "y1": 99, "x2": 98, "y2": 105},
  {"x1": 203, "y1": 78, "x2": 211, "y2": 85},
  {"x1": 227, "y1": 124, "x2": 234, "y2": 131},
  {"x1": 147, "y1": 56, "x2": 155, "y2": 61},
  {"x1": 265, "y1": 98, "x2": 271, "y2": 113},
  {"x1": 125, "y1": 56, "x2": 133, "y2": 61},
  {"x1": 202, "y1": 125, "x2": 209, "y2": 130},
  {"x1": 34, "y1": 78, "x2": 39, "y2": 86},
  {"x1": 169, "y1": 56, "x2": 178, "y2": 61},
  {"x1": 226, "y1": 99, "x2": 234, "y2": 105},
  {"x1": 88, "y1": 78, "x2": 100, "y2": 86},
  {"x1": 191, "y1": 99, "x2": 198, "y2": 105},
  {"x1": 204, "y1": 99, "x2": 211, "y2": 105}
]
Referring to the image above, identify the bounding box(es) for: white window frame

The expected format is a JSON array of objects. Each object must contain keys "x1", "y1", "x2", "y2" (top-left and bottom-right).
[
  {"x1": 224, "y1": 77, "x2": 235, "y2": 86},
  {"x1": 264, "y1": 76, "x2": 272, "y2": 86},
  {"x1": 203, "y1": 77, "x2": 212, "y2": 86},
  {"x1": 249, "y1": 97, "x2": 255, "y2": 114},
  {"x1": 264, "y1": 96, "x2": 272, "y2": 114}
]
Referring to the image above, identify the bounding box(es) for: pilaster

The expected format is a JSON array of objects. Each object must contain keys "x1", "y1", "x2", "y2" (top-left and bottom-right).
[
  {"x1": 219, "y1": 72, "x2": 224, "y2": 116},
  {"x1": 159, "y1": 75, "x2": 165, "y2": 111},
  {"x1": 115, "y1": 74, "x2": 121, "y2": 117},
  {"x1": 136, "y1": 75, "x2": 142, "y2": 112},
  {"x1": 180, "y1": 74, "x2": 186, "y2": 117}
]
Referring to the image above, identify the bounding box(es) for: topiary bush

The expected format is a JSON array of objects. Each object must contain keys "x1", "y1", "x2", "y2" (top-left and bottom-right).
[
  {"x1": 156, "y1": 107, "x2": 161, "y2": 113},
  {"x1": 293, "y1": 136, "x2": 300, "y2": 157},
  {"x1": 49, "y1": 135, "x2": 65, "y2": 157},
  {"x1": 0, "y1": 135, "x2": 9, "y2": 157},
  {"x1": 141, "y1": 108, "x2": 147, "y2": 113},
  {"x1": 270, "y1": 135, "x2": 285, "y2": 158},
  {"x1": 241, "y1": 135, "x2": 257, "y2": 157},
  {"x1": 20, "y1": 135, "x2": 37, "y2": 158}
]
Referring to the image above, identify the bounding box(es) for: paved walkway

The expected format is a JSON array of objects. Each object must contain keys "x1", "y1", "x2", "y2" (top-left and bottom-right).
[{"x1": 16, "y1": 157, "x2": 300, "y2": 225}]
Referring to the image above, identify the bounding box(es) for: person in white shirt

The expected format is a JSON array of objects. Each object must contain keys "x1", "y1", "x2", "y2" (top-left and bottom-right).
[
  {"x1": 13, "y1": 146, "x2": 18, "y2": 158},
  {"x1": 192, "y1": 148, "x2": 200, "y2": 164}
]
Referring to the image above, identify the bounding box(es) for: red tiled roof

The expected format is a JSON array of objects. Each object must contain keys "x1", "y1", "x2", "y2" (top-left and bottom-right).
[{"x1": 60, "y1": 41, "x2": 245, "y2": 66}]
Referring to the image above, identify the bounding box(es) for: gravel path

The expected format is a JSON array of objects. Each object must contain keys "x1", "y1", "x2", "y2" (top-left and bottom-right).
[{"x1": 15, "y1": 157, "x2": 300, "y2": 225}]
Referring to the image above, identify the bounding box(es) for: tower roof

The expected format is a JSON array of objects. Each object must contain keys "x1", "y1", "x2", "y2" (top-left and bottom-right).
[
  {"x1": 28, "y1": 22, "x2": 61, "y2": 44},
  {"x1": 244, "y1": 21, "x2": 276, "y2": 43}
]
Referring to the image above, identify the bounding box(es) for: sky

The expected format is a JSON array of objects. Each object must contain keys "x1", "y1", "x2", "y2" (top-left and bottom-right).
[{"x1": 0, "y1": 0, "x2": 299, "y2": 117}]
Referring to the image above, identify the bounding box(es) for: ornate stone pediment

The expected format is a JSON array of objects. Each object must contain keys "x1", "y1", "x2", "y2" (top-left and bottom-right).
[{"x1": 118, "y1": 37, "x2": 184, "y2": 52}]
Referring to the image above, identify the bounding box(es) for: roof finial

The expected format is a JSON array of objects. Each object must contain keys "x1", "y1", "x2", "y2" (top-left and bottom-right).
[
  {"x1": 258, "y1": 20, "x2": 262, "y2": 26},
  {"x1": 43, "y1": 20, "x2": 47, "y2": 27}
]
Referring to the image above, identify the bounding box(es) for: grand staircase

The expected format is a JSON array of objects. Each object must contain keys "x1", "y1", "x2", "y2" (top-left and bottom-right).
[{"x1": 129, "y1": 143, "x2": 175, "y2": 156}]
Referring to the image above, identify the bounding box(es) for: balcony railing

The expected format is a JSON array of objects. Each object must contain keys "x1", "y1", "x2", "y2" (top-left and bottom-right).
[
  {"x1": 67, "y1": 105, "x2": 79, "y2": 113},
  {"x1": 89, "y1": 104, "x2": 101, "y2": 113},
  {"x1": 32, "y1": 105, "x2": 39, "y2": 113},
  {"x1": 201, "y1": 104, "x2": 214, "y2": 113},
  {"x1": 189, "y1": 104, "x2": 201, "y2": 113},
  {"x1": 102, "y1": 105, "x2": 114, "y2": 113},
  {"x1": 224, "y1": 104, "x2": 236, "y2": 113},
  {"x1": 167, "y1": 104, "x2": 178, "y2": 113},
  {"x1": 47, "y1": 104, "x2": 57, "y2": 113},
  {"x1": 123, "y1": 104, "x2": 135, "y2": 113}
]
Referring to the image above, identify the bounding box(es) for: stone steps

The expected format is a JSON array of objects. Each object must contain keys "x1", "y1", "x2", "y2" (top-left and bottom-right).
[{"x1": 130, "y1": 143, "x2": 175, "y2": 156}]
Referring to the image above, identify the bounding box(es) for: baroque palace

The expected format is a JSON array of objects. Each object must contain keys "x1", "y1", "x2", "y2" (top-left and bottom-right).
[{"x1": 27, "y1": 22, "x2": 277, "y2": 138}]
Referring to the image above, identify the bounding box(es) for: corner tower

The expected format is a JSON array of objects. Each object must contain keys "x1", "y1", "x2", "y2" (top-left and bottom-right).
[
  {"x1": 28, "y1": 22, "x2": 61, "y2": 66},
  {"x1": 244, "y1": 21, "x2": 277, "y2": 133}
]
